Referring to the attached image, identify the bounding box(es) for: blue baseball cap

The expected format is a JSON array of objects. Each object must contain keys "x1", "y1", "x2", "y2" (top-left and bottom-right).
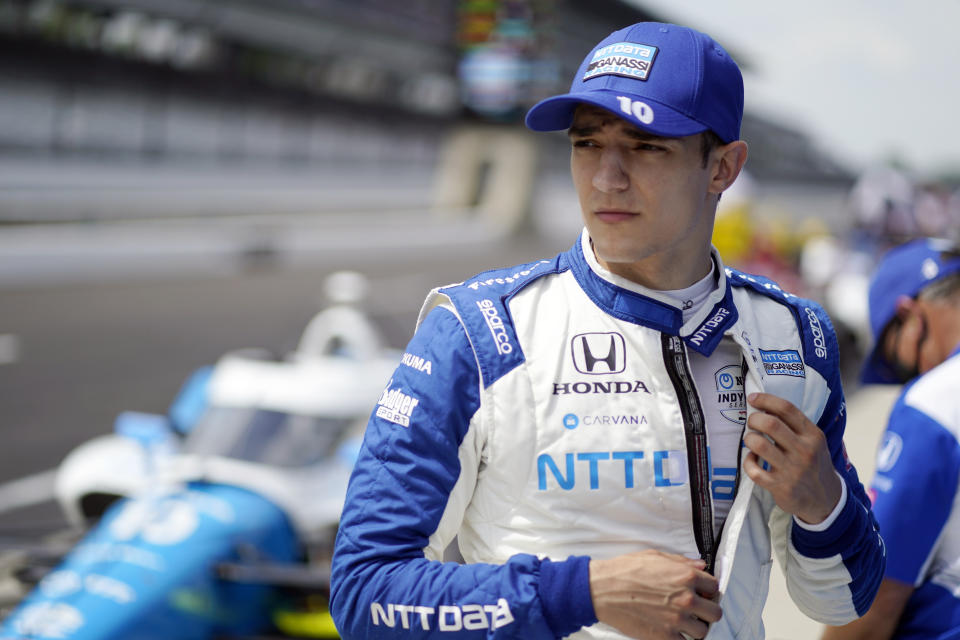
[
  {"x1": 525, "y1": 22, "x2": 743, "y2": 143},
  {"x1": 861, "y1": 238, "x2": 960, "y2": 384}
]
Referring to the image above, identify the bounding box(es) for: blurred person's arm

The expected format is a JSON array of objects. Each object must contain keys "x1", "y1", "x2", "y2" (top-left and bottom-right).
[
  {"x1": 825, "y1": 383, "x2": 960, "y2": 638},
  {"x1": 820, "y1": 577, "x2": 912, "y2": 640}
]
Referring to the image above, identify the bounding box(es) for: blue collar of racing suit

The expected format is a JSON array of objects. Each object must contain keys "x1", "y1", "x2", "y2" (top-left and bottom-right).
[{"x1": 564, "y1": 230, "x2": 738, "y2": 357}]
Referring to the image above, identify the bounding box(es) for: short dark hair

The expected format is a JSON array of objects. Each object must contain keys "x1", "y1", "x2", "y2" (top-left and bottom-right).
[
  {"x1": 700, "y1": 130, "x2": 723, "y2": 168},
  {"x1": 919, "y1": 271, "x2": 960, "y2": 304}
]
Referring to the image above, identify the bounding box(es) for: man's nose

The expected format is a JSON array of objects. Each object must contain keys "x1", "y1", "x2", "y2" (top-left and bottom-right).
[{"x1": 592, "y1": 149, "x2": 629, "y2": 192}]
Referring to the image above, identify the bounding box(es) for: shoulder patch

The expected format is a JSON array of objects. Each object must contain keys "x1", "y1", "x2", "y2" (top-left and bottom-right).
[
  {"x1": 440, "y1": 256, "x2": 562, "y2": 387},
  {"x1": 759, "y1": 348, "x2": 805, "y2": 378}
]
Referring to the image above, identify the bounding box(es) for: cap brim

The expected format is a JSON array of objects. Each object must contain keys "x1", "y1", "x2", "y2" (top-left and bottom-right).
[{"x1": 525, "y1": 89, "x2": 710, "y2": 139}]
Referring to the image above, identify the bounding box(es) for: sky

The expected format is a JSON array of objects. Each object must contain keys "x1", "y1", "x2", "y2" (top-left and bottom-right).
[{"x1": 632, "y1": 0, "x2": 959, "y2": 177}]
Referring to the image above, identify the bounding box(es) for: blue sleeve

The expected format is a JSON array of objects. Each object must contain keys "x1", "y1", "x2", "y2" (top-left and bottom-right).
[
  {"x1": 788, "y1": 302, "x2": 886, "y2": 616},
  {"x1": 329, "y1": 307, "x2": 596, "y2": 639},
  {"x1": 870, "y1": 399, "x2": 960, "y2": 585}
]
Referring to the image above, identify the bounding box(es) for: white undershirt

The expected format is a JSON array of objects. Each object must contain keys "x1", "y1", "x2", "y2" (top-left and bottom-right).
[{"x1": 658, "y1": 263, "x2": 717, "y2": 324}]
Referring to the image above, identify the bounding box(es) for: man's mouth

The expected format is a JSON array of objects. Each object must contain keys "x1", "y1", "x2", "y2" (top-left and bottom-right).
[{"x1": 594, "y1": 210, "x2": 637, "y2": 223}]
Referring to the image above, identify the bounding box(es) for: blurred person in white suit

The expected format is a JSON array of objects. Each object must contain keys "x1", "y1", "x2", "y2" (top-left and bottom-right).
[{"x1": 823, "y1": 238, "x2": 960, "y2": 640}]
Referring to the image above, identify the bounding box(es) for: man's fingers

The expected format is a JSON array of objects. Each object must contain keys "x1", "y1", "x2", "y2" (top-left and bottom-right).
[
  {"x1": 692, "y1": 595, "x2": 723, "y2": 623},
  {"x1": 743, "y1": 452, "x2": 772, "y2": 484},
  {"x1": 748, "y1": 392, "x2": 809, "y2": 433},
  {"x1": 744, "y1": 412, "x2": 794, "y2": 450},
  {"x1": 743, "y1": 433, "x2": 785, "y2": 472},
  {"x1": 678, "y1": 614, "x2": 711, "y2": 639},
  {"x1": 693, "y1": 572, "x2": 720, "y2": 599}
]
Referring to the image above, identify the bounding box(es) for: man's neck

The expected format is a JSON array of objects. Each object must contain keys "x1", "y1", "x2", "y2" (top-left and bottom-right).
[{"x1": 598, "y1": 251, "x2": 714, "y2": 291}]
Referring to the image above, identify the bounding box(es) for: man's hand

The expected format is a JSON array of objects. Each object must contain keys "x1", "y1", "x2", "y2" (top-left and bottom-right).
[
  {"x1": 743, "y1": 393, "x2": 842, "y2": 524},
  {"x1": 590, "y1": 550, "x2": 721, "y2": 639}
]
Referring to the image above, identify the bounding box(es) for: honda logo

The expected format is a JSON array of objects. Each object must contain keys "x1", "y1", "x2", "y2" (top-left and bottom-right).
[{"x1": 571, "y1": 332, "x2": 626, "y2": 374}]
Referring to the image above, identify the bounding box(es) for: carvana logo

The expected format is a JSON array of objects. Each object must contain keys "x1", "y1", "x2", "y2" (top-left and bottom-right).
[{"x1": 563, "y1": 414, "x2": 579, "y2": 430}]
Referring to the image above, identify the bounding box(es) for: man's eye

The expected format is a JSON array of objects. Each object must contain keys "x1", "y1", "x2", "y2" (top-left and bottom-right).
[
  {"x1": 571, "y1": 139, "x2": 596, "y2": 148},
  {"x1": 635, "y1": 143, "x2": 665, "y2": 152}
]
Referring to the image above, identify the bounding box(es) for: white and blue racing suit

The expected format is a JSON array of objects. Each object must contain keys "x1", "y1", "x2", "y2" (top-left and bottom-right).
[
  {"x1": 330, "y1": 232, "x2": 884, "y2": 639},
  {"x1": 869, "y1": 345, "x2": 960, "y2": 639}
]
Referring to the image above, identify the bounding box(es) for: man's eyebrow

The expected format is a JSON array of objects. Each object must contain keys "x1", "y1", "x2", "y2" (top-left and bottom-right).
[
  {"x1": 567, "y1": 125, "x2": 600, "y2": 137},
  {"x1": 567, "y1": 124, "x2": 672, "y2": 143},
  {"x1": 622, "y1": 129, "x2": 671, "y2": 143}
]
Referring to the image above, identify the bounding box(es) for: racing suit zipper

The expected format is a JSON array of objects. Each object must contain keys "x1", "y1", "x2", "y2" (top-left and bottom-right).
[{"x1": 661, "y1": 334, "x2": 716, "y2": 572}]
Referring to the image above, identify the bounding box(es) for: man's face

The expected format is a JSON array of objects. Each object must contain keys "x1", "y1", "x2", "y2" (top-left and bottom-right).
[
  {"x1": 881, "y1": 295, "x2": 959, "y2": 381},
  {"x1": 568, "y1": 105, "x2": 721, "y2": 285}
]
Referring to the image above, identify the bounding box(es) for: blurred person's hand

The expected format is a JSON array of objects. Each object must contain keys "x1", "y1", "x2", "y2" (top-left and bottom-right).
[{"x1": 881, "y1": 296, "x2": 928, "y2": 382}]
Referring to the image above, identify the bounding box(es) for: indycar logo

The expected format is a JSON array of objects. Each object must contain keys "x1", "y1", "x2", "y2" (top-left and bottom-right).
[
  {"x1": 571, "y1": 332, "x2": 626, "y2": 374},
  {"x1": 713, "y1": 364, "x2": 746, "y2": 424}
]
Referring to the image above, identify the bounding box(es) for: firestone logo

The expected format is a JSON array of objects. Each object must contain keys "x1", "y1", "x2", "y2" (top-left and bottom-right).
[{"x1": 466, "y1": 261, "x2": 550, "y2": 291}]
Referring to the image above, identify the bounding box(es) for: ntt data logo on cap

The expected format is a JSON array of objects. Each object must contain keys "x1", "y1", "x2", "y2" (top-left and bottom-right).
[{"x1": 583, "y1": 42, "x2": 659, "y2": 81}]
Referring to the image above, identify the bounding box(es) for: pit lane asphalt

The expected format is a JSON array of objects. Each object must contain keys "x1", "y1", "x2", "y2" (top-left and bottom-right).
[{"x1": 0, "y1": 221, "x2": 566, "y2": 487}]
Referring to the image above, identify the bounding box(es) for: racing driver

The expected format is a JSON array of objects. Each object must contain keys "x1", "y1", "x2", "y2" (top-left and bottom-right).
[{"x1": 330, "y1": 21, "x2": 884, "y2": 640}]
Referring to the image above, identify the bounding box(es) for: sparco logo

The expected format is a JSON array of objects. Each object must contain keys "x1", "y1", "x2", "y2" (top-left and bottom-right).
[
  {"x1": 371, "y1": 598, "x2": 514, "y2": 632},
  {"x1": 804, "y1": 307, "x2": 828, "y2": 359},
  {"x1": 690, "y1": 307, "x2": 731, "y2": 346},
  {"x1": 553, "y1": 380, "x2": 650, "y2": 395},
  {"x1": 476, "y1": 299, "x2": 512, "y2": 355},
  {"x1": 571, "y1": 332, "x2": 626, "y2": 374}
]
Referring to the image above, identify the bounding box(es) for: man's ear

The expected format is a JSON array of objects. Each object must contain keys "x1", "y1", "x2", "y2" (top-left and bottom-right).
[
  {"x1": 894, "y1": 295, "x2": 917, "y2": 315},
  {"x1": 709, "y1": 140, "x2": 749, "y2": 194}
]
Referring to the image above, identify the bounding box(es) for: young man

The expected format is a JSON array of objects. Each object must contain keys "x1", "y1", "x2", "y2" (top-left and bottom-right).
[
  {"x1": 331, "y1": 22, "x2": 884, "y2": 639},
  {"x1": 823, "y1": 239, "x2": 960, "y2": 640}
]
